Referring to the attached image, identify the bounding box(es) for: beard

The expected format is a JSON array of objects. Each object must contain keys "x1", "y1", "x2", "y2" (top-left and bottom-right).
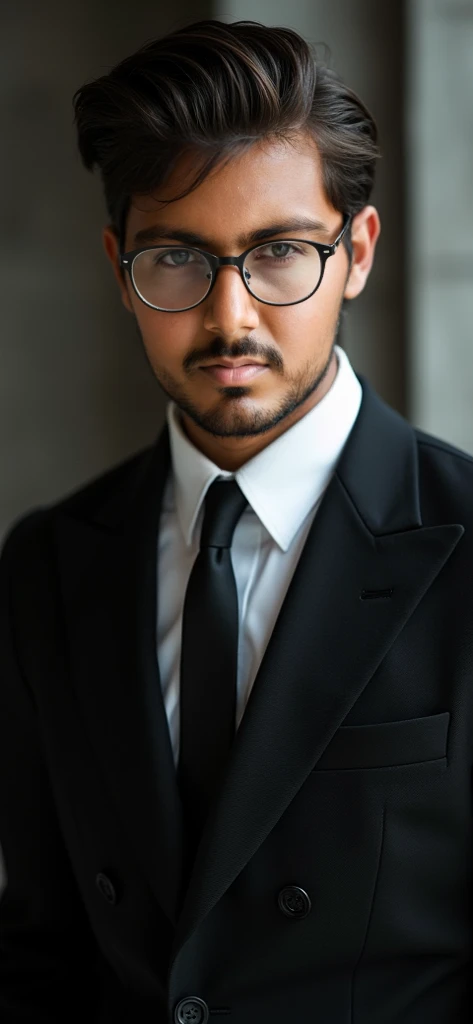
[{"x1": 133, "y1": 300, "x2": 345, "y2": 440}]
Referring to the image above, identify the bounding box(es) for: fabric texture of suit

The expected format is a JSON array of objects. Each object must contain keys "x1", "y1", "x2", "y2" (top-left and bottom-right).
[{"x1": 0, "y1": 369, "x2": 472, "y2": 1023}]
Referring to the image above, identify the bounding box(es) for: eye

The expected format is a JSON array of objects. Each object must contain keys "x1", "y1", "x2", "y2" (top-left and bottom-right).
[
  {"x1": 158, "y1": 249, "x2": 195, "y2": 266},
  {"x1": 254, "y1": 242, "x2": 303, "y2": 260},
  {"x1": 268, "y1": 243, "x2": 295, "y2": 258}
]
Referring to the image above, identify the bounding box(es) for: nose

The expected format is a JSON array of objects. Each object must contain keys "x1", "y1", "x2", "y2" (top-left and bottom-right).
[{"x1": 202, "y1": 265, "x2": 260, "y2": 337}]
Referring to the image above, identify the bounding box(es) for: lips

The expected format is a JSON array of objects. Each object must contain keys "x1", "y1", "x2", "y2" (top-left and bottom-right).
[{"x1": 201, "y1": 364, "x2": 268, "y2": 384}]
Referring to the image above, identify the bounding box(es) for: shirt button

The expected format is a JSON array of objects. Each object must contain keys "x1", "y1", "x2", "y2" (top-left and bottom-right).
[{"x1": 174, "y1": 996, "x2": 210, "y2": 1023}]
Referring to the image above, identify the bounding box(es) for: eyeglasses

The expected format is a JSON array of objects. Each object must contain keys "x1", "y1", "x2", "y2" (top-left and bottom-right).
[{"x1": 119, "y1": 213, "x2": 351, "y2": 313}]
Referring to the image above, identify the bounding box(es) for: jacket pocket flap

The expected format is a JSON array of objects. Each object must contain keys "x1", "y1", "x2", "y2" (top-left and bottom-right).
[{"x1": 313, "y1": 711, "x2": 450, "y2": 770}]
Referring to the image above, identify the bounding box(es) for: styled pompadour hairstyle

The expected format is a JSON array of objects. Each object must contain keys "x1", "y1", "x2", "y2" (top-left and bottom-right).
[{"x1": 73, "y1": 19, "x2": 380, "y2": 254}]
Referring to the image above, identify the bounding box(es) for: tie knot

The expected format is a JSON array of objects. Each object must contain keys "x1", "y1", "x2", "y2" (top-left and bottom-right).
[{"x1": 200, "y1": 478, "x2": 248, "y2": 549}]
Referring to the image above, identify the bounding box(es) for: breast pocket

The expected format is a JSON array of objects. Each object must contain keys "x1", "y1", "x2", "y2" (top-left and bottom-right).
[{"x1": 312, "y1": 711, "x2": 450, "y2": 771}]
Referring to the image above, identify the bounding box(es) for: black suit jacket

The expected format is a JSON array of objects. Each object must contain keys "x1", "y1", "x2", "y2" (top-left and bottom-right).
[{"x1": 1, "y1": 372, "x2": 472, "y2": 1023}]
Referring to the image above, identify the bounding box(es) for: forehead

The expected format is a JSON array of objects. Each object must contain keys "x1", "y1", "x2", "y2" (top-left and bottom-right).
[{"x1": 126, "y1": 133, "x2": 334, "y2": 247}]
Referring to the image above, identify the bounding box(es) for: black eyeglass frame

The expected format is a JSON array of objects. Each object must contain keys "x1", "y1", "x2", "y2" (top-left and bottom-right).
[{"x1": 119, "y1": 213, "x2": 352, "y2": 313}]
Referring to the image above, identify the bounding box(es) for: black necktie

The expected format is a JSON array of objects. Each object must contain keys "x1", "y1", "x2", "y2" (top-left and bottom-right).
[{"x1": 177, "y1": 477, "x2": 248, "y2": 877}]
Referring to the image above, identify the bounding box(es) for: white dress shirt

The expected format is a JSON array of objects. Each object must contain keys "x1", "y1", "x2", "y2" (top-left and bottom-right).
[{"x1": 157, "y1": 344, "x2": 363, "y2": 768}]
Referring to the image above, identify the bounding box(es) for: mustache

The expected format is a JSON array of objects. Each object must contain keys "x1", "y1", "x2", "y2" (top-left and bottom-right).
[{"x1": 186, "y1": 339, "x2": 283, "y2": 372}]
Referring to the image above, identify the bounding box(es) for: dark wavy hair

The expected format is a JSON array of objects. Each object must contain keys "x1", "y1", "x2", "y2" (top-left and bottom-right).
[{"x1": 72, "y1": 19, "x2": 380, "y2": 257}]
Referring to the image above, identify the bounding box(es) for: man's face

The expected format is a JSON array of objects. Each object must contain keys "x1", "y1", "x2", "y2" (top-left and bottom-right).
[{"x1": 103, "y1": 132, "x2": 380, "y2": 470}]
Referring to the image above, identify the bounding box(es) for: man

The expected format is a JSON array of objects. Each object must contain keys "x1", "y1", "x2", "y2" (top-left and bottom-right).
[{"x1": 0, "y1": 17, "x2": 472, "y2": 1024}]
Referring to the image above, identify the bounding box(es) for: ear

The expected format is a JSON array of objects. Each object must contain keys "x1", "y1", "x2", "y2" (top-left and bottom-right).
[
  {"x1": 102, "y1": 225, "x2": 134, "y2": 313},
  {"x1": 343, "y1": 205, "x2": 381, "y2": 300}
]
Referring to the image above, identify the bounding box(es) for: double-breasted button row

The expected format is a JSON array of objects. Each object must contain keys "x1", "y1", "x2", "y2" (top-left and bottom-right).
[
  {"x1": 95, "y1": 874, "x2": 311, "y2": 921},
  {"x1": 96, "y1": 874, "x2": 310, "y2": 1022}
]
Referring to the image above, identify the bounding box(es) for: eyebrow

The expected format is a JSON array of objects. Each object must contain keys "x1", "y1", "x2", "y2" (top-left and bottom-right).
[{"x1": 132, "y1": 217, "x2": 331, "y2": 249}]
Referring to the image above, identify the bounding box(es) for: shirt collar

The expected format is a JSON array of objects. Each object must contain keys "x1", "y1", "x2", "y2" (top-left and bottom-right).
[{"x1": 166, "y1": 344, "x2": 363, "y2": 552}]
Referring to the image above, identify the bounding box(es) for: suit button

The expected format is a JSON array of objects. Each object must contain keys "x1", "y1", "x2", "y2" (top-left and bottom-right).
[
  {"x1": 96, "y1": 872, "x2": 117, "y2": 905},
  {"x1": 174, "y1": 996, "x2": 209, "y2": 1023},
  {"x1": 278, "y1": 885, "x2": 311, "y2": 919}
]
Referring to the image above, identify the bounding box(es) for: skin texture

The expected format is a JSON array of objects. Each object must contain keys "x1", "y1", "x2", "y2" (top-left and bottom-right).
[{"x1": 103, "y1": 132, "x2": 381, "y2": 471}]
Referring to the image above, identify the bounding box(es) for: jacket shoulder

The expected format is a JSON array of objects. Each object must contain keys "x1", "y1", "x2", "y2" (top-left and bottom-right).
[
  {"x1": 414, "y1": 424, "x2": 473, "y2": 523},
  {"x1": 52, "y1": 444, "x2": 153, "y2": 519},
  {"x1": 415, "y1": 425, "x2": 473, "y2": 467},
  {"x1": 1, "y1": 444, "x2": 153, "y2": 559}
]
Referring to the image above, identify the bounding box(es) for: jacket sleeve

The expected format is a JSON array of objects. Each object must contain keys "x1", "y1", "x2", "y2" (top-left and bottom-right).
[{"x1": 0, "y1": 514, "x2": 103, "y2": 1023}]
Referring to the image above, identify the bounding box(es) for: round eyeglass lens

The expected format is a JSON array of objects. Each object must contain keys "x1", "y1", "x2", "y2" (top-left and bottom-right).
[
  {"x1": 243, "y1": 241, "x2": 322, "y2": 304},
  {"x1": 131, "y1": 247, "x2": 213, "y2": 311},
  {"x1": 130, "y1": 241, "x2": 323, "y2": 310}
]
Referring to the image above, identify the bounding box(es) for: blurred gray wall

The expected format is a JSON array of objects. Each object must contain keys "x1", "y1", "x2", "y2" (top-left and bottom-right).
[{"x1": 406, "y1": 0, "x2": 473, "y2": 453}]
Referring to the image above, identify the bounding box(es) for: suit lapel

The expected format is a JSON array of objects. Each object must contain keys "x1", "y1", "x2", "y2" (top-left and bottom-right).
[{"x1": 53, "y1": 375, "x2": 465, "y2": 961}]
